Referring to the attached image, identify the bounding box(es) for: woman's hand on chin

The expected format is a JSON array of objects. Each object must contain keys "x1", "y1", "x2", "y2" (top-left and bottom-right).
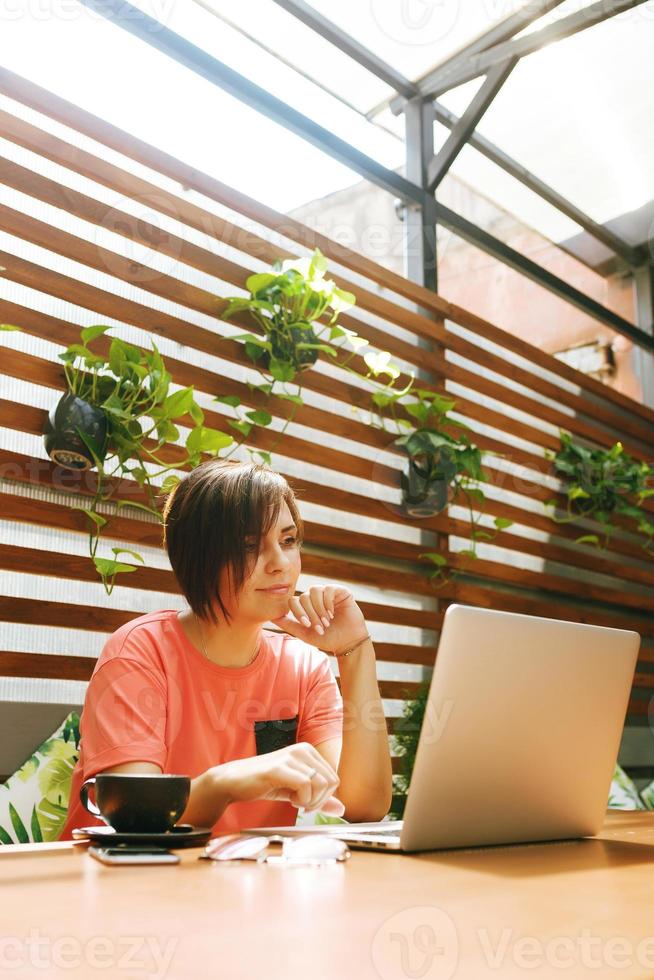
[{"x1": 271, "y1": 584, "x2": 368, "y2": 655}]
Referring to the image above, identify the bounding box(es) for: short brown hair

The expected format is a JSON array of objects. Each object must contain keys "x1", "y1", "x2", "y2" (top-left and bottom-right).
[{"x1": 162, "y1": 459, "x2": 303, "y2": 624}]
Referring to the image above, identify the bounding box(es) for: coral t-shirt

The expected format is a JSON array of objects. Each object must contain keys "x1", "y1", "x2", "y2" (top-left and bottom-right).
[{"x1": 59, "y1": 610, "x2": 343, "y2": 839}]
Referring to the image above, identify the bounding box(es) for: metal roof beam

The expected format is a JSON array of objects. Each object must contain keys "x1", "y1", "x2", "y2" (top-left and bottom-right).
[
  {"x1": 427, "y1": 59, "x2": 517, "y2": 193},
  {"x1": 270, "y1": 0, "x2": 419, "y2": 100},
  {"x1": 389, "y1": 0, "x2": 566, "y2": 115},
  {"x1": 431, "y1": 100, "x2": 642, "y2": 268},
  {"x1": 421, "y1": 0, "x2": 648, "y2": 99}
]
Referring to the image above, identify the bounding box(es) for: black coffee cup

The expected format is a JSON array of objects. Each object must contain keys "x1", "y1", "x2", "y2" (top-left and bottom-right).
[{"x1": 79, "y1": 773, "x2": 191, "y2": 833}]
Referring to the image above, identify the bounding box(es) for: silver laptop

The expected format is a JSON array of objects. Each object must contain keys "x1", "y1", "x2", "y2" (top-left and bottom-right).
[{"x1": 245, "y1": 605, "x2": 640, "y2": 853}]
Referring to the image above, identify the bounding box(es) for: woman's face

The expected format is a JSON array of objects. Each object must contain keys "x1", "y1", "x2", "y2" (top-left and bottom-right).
[{"x1": 218, "y1": 501, "x2": 302, "y2": 624}]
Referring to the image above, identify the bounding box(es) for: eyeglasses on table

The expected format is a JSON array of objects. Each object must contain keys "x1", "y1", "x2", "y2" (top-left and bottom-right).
[{"x1": 200, "y1": 833, "x2": 351, "y2": 866}]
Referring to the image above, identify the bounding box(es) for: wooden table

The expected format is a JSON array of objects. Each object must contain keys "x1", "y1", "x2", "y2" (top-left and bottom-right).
[{"x1": 3, "y1": 811, "x2": 654, "y2": 979}]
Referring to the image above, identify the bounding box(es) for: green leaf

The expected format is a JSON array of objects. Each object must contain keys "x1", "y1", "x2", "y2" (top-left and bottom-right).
[
  {"x1": 330, "y1": 287, "x2": 356, "y2": 313},
  {"x1": 186, "y1": 426, "x2": 234, "y2": 455},
  {"x1": 111, "y1": 547, "x2": 144, "y2": 564},
  {"x1": 0, "y1": 824, "x2": 14, "y2": 844},
  {"x1": 9, "y1": 803, "x2": 29, "y2": 844},
  {"x1": 245, "y1": 272, "x2": 277, "y2": 294},
  {"x1": 568, "y1": 486, "x2": 591, "y2": 501},
  {"x1": 189, "y1": 400, "x2": 204, "y2": 426},
  {"x1": 114, "y1": 499, "x2": 161, "y2": 518},
  {"x1": 364, "y1": 351, "x2": 400, "y2": 380},
  {"x1": 493, "y1": 517, "x2": 513, "y2": 530},
  {"x1": 229, "y1": 332, "x2": 269, "y2": 347},
  {"x1": 275, "y1": 391, "x2": 304, "y2": 406},
  {"x1": 17, "y1": 757, "x2": 39, "y2": 782},
  {"x1": 37, "y1": 754, "x2": 76, "y2": 808},
  {"x1": 269, "y1": 358, "x2": 296, "y2": 382},
  {"x1": 246, "y1": 410, "x2": 273, "y2": 427},
  {"x1": 419, "y1": 552, "x2": 447, "y2": 566},
  {"x1": 81, "y1": 508, "x2": 107, "y2": 529},
  {"x1": 249, "y1": 382, "x2": 273, "y2": 396},
  {"x1": 575, "y1": 534, "x2": 600, "y2": 546},
  {"x1": 214, "y1": 394, "x2": 241, "y2": 408},
  {"x1": 30, "y1": 805, "x2": 43, "y2": 843},
  {"x1": 314, "y1": 811, "x2": 348, "y2": 825},
  {"x1": 161, "y1": 474, "x2": 181, "y2": 494},
  {"x1": 35, "y1": 799, "x2": 68, "y2": 841},
  {"x1": 93, "y1": 556, "x2": 138, "y2": 578},
  {"x1": 465, "y1": 487, "x2": 486, "y2": 505},
  {"x1": 163, "y1": 386, "x2": 195, "y2": 419},
  {"x1": 245, "y1": 341, "x2": 266, "y2": 362},
  {"x1": 227, "y1": 420, "x2": 253, "y2": 439},
  {"x1": 81, "y1": 324, "x2": 113, "y2": 345},
  {"x1": 0, "y1": 323, "x2": 21, "y2": 332}
]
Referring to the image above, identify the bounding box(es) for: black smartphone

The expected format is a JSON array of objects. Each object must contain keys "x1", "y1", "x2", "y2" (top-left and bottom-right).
[{"x1": 89, "y1": 845, "x2": 180, "y2": 865}]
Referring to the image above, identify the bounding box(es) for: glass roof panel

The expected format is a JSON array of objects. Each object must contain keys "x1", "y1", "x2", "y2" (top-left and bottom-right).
[
  {"x1": 125, "y1": 0, "x2": 405, "y2": 174},
  {"x1": 303, "y1": 0, "x2": 525, "y2": 89},
  {"x1": 193, "y1": 0, "x2": 395, "y2": 113},
  {"x1": 436, "y1": 4, "x2": 654, "y2": 235}
]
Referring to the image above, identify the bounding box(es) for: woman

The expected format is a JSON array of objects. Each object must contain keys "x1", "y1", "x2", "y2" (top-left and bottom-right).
[{"x1": 59, "y1": 459, "x2": 392, "y2": 838}]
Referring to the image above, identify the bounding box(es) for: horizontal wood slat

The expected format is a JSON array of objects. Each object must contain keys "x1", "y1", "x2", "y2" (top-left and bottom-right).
[
  {"x1": 0, "y1": 653, "x2": 435, "y2": 686},
  {"x1": 0, "y1": 150, "x2": 445, "y2": 368},
  {"x1": 447, "y1": 330, "x2": 654, "y2": 453}
]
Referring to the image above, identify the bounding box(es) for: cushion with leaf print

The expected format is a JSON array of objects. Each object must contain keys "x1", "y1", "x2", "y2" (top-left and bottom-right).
[
  {"x1": 0, "y1": 712, "x2": 80, "y2": 844},
  {"x1": 608, "y1": 762, "x2": 646, "y2": 811}
]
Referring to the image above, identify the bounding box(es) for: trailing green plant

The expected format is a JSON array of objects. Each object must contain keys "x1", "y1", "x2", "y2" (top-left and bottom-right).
[
  {"x1": 50, "y1": 325, "x2": 233, "y2": 592},
  {"x1": 217, "y1": 249, "x2": 400, "y2": 464},
  {"x1": 370, "y1": 383, "x2": 512, "y2": 581},
  {"x1": 545, "y1": 432, "x2": 654, "y2": 553},
  {"x1": 388, "y1": 681, "x2": 431, "y2": 820}
]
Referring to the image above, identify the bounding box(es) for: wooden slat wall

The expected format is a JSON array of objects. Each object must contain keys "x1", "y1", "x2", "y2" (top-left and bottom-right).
[{"x1": 0, "y1": 64, "x2": 653, "y2": 767}]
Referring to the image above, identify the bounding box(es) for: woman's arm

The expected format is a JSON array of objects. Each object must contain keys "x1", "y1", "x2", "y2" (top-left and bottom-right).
[
  {"x1": 101, "y1": 742, "x2": 344, "y2": 828},
  {"x1": 102, "y1": 760, "x2": 233, "y2": 828},
  {"x1": 332, "y1": 638, "x2": 393, "y2": 822},
  {"x1": 273, "y1": 585, "x2": 394, "y2": 823}
]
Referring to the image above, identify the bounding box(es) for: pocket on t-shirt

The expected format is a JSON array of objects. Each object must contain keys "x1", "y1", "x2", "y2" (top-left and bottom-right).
[{"x1": 254, "y1": 714, "x2": 299, "y2": 755}]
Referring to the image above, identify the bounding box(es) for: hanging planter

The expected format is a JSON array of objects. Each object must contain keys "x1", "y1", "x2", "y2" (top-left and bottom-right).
[
  {"x1": 400, "y1": 448, "x2": 455, "y2": 519},
  {"x1": 43, "y1": 324, "x2": 233, "y2": 594},
  {"x1": 43, "y1": 392, "x2": 109, "y2": 471},
  {"x1": 262, "y1": 322, "x2": 322, "y2": 373},
  {"x1": 217, "y1": 248, "x2": 374, "y2": 465},
  {"x1": 545, "y1": 432, "x2": 654, "y2": 553},
  {"x1": 368, "y1": 386, "x2": 513, "y2": 581}
]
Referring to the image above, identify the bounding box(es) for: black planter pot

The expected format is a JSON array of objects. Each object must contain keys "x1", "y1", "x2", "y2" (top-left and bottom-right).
[
  {"x1": 260, "y1": 325, "x2": 320, "y2": 373},
  {"x1": 43, "y1": 393, "x2": 108, "y2": 471},
  {"x1": 401, "y1": 457, "x2": 451, "y2": 518}
]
